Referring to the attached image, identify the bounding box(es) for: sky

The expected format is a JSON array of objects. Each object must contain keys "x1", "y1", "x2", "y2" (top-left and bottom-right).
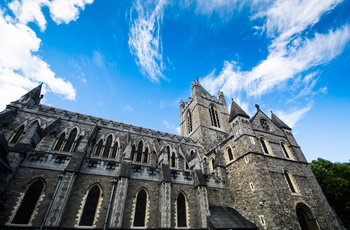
[{"x1": 0, "y1": 0, "x2": 349, "y2": 163}]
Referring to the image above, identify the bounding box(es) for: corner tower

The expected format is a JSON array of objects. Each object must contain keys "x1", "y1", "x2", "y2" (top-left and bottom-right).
[{"x1": 180, "y1": 81, "x2": 229, "y2": 150}]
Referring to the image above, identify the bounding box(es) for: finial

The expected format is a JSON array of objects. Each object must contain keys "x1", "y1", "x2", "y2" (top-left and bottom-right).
[
  {"x1": 255, "y1": 104, "x2": 260, "y2": 110},
  {"x1": 196, "y1": 76, "x2": 199, "y2": 82}
]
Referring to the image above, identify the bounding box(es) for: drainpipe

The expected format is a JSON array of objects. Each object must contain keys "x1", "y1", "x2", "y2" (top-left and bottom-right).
[
  {"x1": 103, "y1": 178, "x2": 118, "y2": 230},
  {"x1": 40, "y1": 173, "x2": 64, "y2": 230}
]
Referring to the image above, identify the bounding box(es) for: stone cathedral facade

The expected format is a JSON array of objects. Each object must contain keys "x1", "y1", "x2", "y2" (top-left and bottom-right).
[{"x1": 0, "y1": 82, "x2": 342, "y2": 229}]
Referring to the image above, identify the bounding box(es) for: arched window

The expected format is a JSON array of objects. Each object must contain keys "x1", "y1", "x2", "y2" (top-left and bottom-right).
[
  {"x1": 94, "y1": 139, "x2": 103, "y2": 157},
  {"x1": 260, "y1": 137, "x2": 272, "y2": 155},
  {"x1": 111, "y1": 142, "x2": 118, "y2": 159},
  {"x1": 209, "y1": 157, "x2": 215, "y2": 173},
  {"x1": 102, "y1": 135, "x2": 113, "y2": 158},
  {"x1": 171, "y1": 152, "x2": 176, "y2": 168},
  {"x1": 227, "y1": 147, "x2": 234, "y2": 161},
  {"x1": 79, "y1": 184, "x2": 101, "y2": 226},
  {"x1": 143, "y1": 147, "x2": 149, "y2": 163},
  {"x1": 133, "y1": 189, "x2": 147, "y2": 227},
  {"x1": 53, "y1": 133, "x2": 65, "y2": 151},
  {"x1": 136, "y1": 141, "x2": 143, "y2": 162},
  {"x1": 209, "y1": 105, "x2": 220, "y2": 128},
  {"x1": 177, "y1": 192, "x2": 188, "y2": 227},
  {"x1": 63, "y1": 128, "x2": 77, "y2": 152},
  {"x1": 72, "y1": 135, "x2": 82, "y2": 152},
  {"x1": 10, "y1": 125, "x2": 25, "y2": 144},
  {"x1": 281, "y1": 142, "x2": 292, "y2": 159},
  {"x1": 12, "y1": 179, "x2": 44, "y2": 224},
  {"x1": 187, "y1": 111, "x2": 192, "y2": 134},
  {"x1": 296, "y1": 203, "x2": 320, "y2": 230},
  {"x1": 131, "y1": 145, "x2": 136, "y2": 161},
  {"x1": 284, "y1": 170, "x2": 298, "y2": 193}
]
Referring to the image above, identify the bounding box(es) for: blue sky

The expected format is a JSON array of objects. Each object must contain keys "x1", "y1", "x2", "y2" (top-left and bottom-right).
[{"x1": 0, "y1": 0, "x2": 349, "y2": 163}]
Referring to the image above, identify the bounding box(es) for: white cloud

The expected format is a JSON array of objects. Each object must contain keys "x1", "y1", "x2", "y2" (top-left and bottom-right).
[
  {"x1": 162, "y1": 120, "x2": 180, "y2": 134},
  {"x1": 124, "y1": 105, "x2": 133, "y2": 111},
  {"x1": 275, "y1": 104, "x2": 312, "y2": 128},
  {"x1": 48, "y1": 0, "x2": 93, "y2": 24},
  {"x1": 128, "y1": 0, "x2": 167, "y2": 82},
  {"x1": 201, "y1": 0, "x2": 350, "y2": 127},
  {"x1": 0, "y1": 0, "x2": 93, "y2": 110}
]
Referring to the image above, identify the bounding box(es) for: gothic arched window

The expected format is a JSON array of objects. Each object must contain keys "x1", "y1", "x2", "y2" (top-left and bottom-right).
[
  {"x1": 102, "y1": 135, "x2": 113, "y2": 158},
  {"x1": 111, "y1": 142, "x2": 118, "y2": 159},
  {"x1": 281, "y1": 142, "x2": 292, "y2": 159},
  {"x1": 53, "y1": 133, "x2": 65, "y2": 151},
  {"x1": 284, "y1": 170, "x2": 298, "y2": 194},
  {"x1": 260, "y1": 137, "x2": 272, "y2": 155},
  {"x1": 227, "y1": 147, "x2": 234, "y2": 161},
  {"x1": 209, "y1": 105, "x2": 220, "y2": 128},
  {"x1": 143, "y1": 147, "x2": 149, "y2": 163},
  {"x1": 12, "y1": 179, "x2": 44, "y2": 224},
  {"x1": 79, "y1": 184, "x2": 102, "y2": 226},
  {"x1": 136, "y1": 141, "x2": 143, "y2": 162},
  {"x1": 10, "y1": 125, "x2": 25, "y2": 144},
  {"x1": 171, "y1": 152, "x2": 176, "y2": 168},
  {"x1": 133, "y1": 189, "x2": 147, "y2": 227},
  {"x1": 94, "y1": 139, "x2": 103, "y2": 157},
  {"x1": 72, "y1": 135, "x2": 82, "y2": 152},
  {"x1": 187, "y1": 111, "x2": 193, "y2": 134},
  {"x1": 131, "y1": 145, "x2": 136, "y2": 161},
  {"x1": 63, "y1": 128, "x2": 77, "y2": 152},
  {"x1": 177, "y1": 192, "x2": 188, "y2": 227}
]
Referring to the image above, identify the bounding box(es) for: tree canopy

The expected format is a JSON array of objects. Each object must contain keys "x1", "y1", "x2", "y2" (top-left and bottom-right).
[{"x1": 310, "y1": 158, "x2": 350, "y2": 228}]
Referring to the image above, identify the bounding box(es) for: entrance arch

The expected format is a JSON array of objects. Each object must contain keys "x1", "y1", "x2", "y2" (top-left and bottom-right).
[{"x1": 296, "y1": 203, "x2": 319, "y2": 230}]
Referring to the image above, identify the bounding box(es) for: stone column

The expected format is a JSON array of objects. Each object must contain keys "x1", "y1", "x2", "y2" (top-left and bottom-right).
[
  {"x1": 197, "y1": 186, "x2": 210, "y2": 228},
  {"x1": 160, "y1": 182, "x2": 171, "y2": 228},
  {"x1": 109, "y1": 177, "x2": 129, "y2": 228}
]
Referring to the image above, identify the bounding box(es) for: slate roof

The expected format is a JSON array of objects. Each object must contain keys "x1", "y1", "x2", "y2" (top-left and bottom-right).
[
  {"x1": 271, "y1": 112, "x2": 292, "y2": 130},
  {"x1": 229, "y1": 100, "x2": 250, "y2": 122},
  {"x1": 208, "y1": 206, "x2": 258, "y2": 230}
]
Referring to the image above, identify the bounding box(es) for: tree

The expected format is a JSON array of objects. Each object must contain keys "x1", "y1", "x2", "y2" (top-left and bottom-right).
[{"x1": 310, "y1": 158, "x2": 350, "y2": 228}]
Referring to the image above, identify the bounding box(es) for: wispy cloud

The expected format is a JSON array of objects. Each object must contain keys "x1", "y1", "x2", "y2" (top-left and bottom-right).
[
  {"x1": 275, "y1": 104, "x2": 313, "y2": 128},
  {"x1": 124, "y1": 105, "x2": 133, "y2": 111},
  {"x1": 201, "y1": 0, "x2": 350, "y2": 127},
  {"x1": 0, "y1": 0, "x2": 93, "y2": 110},
  {"x1": 128, "y1": 0, "x2": 167, "y2": 82},
  {"x1": 162, "y1": 119, "x2": 180, "y2": 134}
]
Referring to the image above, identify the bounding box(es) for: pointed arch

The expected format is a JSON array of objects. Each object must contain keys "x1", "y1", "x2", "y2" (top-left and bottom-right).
[
  {"x1": 9, "y1": 124, "x2": 25, "y2": 144},
  {"x1": 227, "y1": 147, "x2": 234, "y2": 162},
  {"x1": 133, "y1": 188, "x2": 148, "y2": 227},
  {"x1": 296, "y1": 203, "x2": 320, "y2": 230},
  {"x1": 143, "y1": 147, "x2": 149, "y2": 163},
  {"x1": 176, "y1": 192, "x2": 188, "y2": 227},
  {"x1": 131, "y1": 144, "x2": 136, "y2": 161},
  {"x1": 171, "y1": 152, "x2": 176, "y2": 168},
  {"x1": 63, "y1": 127, "x2": 78, "y2": 152},
  {"x1": 136, "y1": 140, "x2": 143, "y2": 162},
  {"x1": 260, "y1": 137, "x2": 273, "y2": 155},
  {"x1": 53, "y1": 132, "x2": 66, "y2": 151},
  {"x1": 78, "y1": 184, "x2": 102, "y2": 226},
  {"x1": 284, "y1": 169, "x2": 299, "y2": 193},
  {"x1": 72, "y1": 135, "x2": 83, "y2": 152},
  {"x1": 111, "y1": 140, "x2": 119, "y2": 159},
  {"x1": 209, "y1": 104, "x2": 220, "y2": 128},
  {"x1": 281, "y1": 142, "x2": 293, "y2": 159},
  {"x1": 102, "y1": 135, "x2": 113, "y2": 158},
  {"x1": 11, "y1": 178, "x2": 45, "y2": 225},
  {"x1": 187, "y1": 110, "x2": 193, "y2": 134},
  {"x1": 209, "y1": 156, "x2": 215, "y2": 173},
  {"x1": 94, "y1": 139, "x2": 103, "y2": 157}
]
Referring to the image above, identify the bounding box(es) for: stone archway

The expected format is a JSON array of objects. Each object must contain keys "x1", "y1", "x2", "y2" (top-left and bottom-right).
[{"x1": 296, "y1": 203, "x2": 320, "y2": 230}]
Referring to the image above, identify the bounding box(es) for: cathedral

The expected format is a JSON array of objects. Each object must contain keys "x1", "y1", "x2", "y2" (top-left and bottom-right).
[{"x1": 0, "y1": 82, "x2": 342, "y2": 229}]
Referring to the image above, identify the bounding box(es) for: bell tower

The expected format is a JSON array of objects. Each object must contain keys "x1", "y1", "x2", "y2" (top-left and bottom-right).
[{"x1": 180, "y1": 81, "x2": 229, "y2": 150}]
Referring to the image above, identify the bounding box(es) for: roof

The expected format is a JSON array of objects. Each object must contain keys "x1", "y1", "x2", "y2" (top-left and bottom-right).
[
  {"x1": 208, "y1": 206, "x2": 258, "y2": 229},
  {"x1": 229, "y1": 100, "x2": 250, "y2": 122},
  {"x1": 271, "y1": 112, "x2": 292, "y2": 130}
]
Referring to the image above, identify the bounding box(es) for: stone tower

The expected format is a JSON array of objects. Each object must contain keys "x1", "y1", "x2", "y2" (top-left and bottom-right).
[{"x1": 179, "y1": 80, "x2": 230, "y2": 150}]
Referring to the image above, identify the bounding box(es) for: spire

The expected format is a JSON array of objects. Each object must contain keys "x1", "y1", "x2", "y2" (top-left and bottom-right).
[
  {"x1": 18, "y1": 83, "x2": 44, "y2": 106},
  {"x1": 229, "y1": 99, "x2": 249, "y2": 122},
  {"x1": 271, "y1": 112, "x2": 292, "y2": 130}
]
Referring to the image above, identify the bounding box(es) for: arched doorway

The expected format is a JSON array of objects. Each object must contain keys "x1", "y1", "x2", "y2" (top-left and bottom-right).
[{"x1": 296, "y1": 203, "x2": 319, "y2": 230}]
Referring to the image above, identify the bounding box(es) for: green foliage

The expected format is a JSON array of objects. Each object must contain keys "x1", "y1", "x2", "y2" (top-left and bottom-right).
[{"x1": 310, "y1": 158, "x2": 350, "y2": 228}]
